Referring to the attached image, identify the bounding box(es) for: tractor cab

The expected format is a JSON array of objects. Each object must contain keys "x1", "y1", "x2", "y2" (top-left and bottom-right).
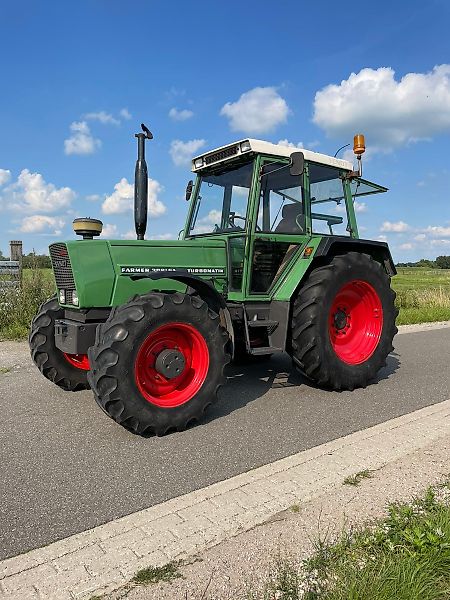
[{"x1": 185, "y1": 139, "x2": 387, "y2": 299}]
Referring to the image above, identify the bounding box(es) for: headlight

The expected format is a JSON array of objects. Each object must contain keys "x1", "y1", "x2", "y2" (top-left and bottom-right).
[
  {"x1": 240, "y1": 140, "x2": 251, "y2": 153},
  {"x1": 71, "y1": 291, "x2": 79, "y2": 306},
  {"x1": 59, "y1": 289, "x2": 66, "y2": 304},
  {"x1": 194, "y1": 157, "x2": 204, "y2": 169}
]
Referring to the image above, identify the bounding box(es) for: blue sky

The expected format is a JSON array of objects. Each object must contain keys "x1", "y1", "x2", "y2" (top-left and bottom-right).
[{"x1": 1, "y1": 0, "x2": 450, "y2": 261}]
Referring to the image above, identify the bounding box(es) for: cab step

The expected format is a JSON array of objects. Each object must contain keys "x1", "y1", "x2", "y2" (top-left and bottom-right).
[
  {"x1": 249, "y1": 346, "x2": 282, "y2": 356},
  {"x1": 247, "y1": 319, "x2": 279, "y2": 330}
]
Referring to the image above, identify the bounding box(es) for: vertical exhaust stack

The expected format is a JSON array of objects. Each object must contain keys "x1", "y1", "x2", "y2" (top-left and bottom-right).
[{"x1": 134, "y1": 123, "x2": 153, "y2": 240}]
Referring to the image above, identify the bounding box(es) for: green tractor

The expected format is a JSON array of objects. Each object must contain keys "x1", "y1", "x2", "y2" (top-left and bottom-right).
[{"x1": 30, "y1": 126, "x2": 397, "y2": 435}]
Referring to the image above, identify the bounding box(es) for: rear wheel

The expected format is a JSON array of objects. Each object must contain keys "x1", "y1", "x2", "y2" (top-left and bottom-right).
[
  {"x1": 87, "y1": 292, "x2": 230, "y2": 435},
  {"x1": 291, "y1": 253, "x2": 397, "y2": 390},
  {"x1": 29, "y1": 297, "x2": 90, "y2": 391}
]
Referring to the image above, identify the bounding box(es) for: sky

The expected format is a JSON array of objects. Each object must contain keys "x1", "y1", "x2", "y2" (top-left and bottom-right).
[{"x1": 1, "y1": 0, "x2": 450, "y2": 262}]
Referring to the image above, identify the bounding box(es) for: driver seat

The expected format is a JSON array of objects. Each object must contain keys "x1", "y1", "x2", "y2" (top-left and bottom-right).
[{"x1": 274, "y1": 203, "x2": 305, "y2": 234}]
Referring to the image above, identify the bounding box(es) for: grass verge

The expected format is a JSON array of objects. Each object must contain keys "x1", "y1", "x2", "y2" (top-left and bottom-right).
[
  {"x1": 0, "y1": 265, "x2": 54, "y2": 340},
  {"x1": 251, "y1": 482, "x2": 450, "y2": 600}
]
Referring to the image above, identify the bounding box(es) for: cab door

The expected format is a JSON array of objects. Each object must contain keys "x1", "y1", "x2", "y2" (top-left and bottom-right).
[{"x1": 244, "y1": 157, "x2": 310, "y2": 299}]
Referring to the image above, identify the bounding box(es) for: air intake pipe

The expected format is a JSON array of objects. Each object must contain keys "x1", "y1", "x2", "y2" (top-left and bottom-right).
[{"x1": 134, "y1": 123, "x2": 153, "y2": 240}]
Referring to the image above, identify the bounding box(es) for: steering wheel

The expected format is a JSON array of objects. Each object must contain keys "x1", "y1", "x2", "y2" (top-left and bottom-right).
[
  {"x1": 295, "y1": 214, "x2": 305, "y2": 233},
  {"x1": 228, "y1": 214, "x2": 246, "y2": 229}
]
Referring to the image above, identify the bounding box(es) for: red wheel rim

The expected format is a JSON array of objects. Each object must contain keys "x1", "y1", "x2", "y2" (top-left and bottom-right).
[
  {"x1": 329, "y1": 280, "x2": 383, "y2": 365},
  {"x1": 63, "y1": 353, "x2": 90, "y2": 370},
  {"x1": 134, "y1": 322, "x2": 210, "y2": 408}
]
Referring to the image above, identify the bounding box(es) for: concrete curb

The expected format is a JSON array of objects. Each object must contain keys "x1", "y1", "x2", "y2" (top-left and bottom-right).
[
  {"x1": 1, "y1": 399, "x2": 450, "y2": 599},
  {"x1": 397, "y1": 321, "x2": 450, "y2": 334}
]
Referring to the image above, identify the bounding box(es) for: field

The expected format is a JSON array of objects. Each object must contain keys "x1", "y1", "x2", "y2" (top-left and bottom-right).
[
  {"x1": 1, "y1": 267, "x2": 450, "y2": 340},
  {"x1": 393, "y1": 268, "x2": 450, "y2": 325}
]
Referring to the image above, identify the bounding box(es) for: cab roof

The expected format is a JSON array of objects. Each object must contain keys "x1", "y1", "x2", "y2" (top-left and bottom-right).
[{"x1": 192, "y1": 139, "x2": 353, "y2": 173}]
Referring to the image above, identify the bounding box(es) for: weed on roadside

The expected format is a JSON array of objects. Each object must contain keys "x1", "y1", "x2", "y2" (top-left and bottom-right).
[
  {"x1": 0, "y1": 367, "x2": 11, "y2": 373},
  {"x1": 248, "y1": 481, "x2": 450, "y2": 599},
  {"x1": 291, "y1": 504, "x2": 301, "y2": 513},
  {"x1": 132, "y1": 561, "x2": 182, "y2": 585},
  {"x1": 0, "y1": 261, "x2": 54, "y2": 340},
  {"x1": 343, "y1": 470, "x2": 373, "y2": 486}
]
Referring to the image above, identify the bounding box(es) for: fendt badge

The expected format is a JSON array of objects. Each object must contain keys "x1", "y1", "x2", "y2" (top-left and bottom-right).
[{"x1": 120, "y1": 266, "x2": 226, "y2": 275}]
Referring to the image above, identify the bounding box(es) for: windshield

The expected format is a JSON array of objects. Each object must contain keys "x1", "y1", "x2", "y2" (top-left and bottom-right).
[{"x1": 188, "y1": 161, "x2": 254, "y2": 236}]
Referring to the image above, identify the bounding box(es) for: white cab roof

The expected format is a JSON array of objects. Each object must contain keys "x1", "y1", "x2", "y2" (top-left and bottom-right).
[{"x1": 192, "y1": 138, "x2": 353, "y2": 172}]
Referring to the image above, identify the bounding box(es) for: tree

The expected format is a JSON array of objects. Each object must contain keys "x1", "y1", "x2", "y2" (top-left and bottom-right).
[
  {"x1": 22, "y1": 252, "x2": 51, "y2": 269},
  {"x1": 435, "y1": 255, "x2": 450, "y2": 269}
]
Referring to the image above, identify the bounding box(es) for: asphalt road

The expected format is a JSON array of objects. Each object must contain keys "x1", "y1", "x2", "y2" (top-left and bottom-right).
[{"x1": 1, "y1": 326, "x2": 449, "y2": 560}]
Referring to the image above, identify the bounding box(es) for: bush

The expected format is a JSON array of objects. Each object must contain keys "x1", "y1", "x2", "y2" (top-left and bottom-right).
[{"x1": 0, "y1": 266, "x2": 55, "y2": 340}]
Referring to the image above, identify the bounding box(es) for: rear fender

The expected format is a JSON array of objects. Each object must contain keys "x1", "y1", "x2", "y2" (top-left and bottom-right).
[{"x1": 314, "y1": 237, "x2": 396, "y2": 276}]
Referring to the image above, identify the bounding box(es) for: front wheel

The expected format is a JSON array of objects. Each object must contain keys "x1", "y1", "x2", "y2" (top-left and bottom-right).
[
  {"x1": 29, "y1": 297, "x2": 90, "y2": 391},
  {"x1": 87, "y1": 292, "x2": 230, "y2": 435},
  {"x1": 291, "y1": 253, "x2": 398, "y2": 390}
]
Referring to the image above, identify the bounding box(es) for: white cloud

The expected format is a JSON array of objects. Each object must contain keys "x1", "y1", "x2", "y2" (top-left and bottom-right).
[
  {"x1": 220, "y1": 87, "x2": 289, "y2": 134},
  {"x1": 430, "y1": 239, "x2": 450, "y2": 247},
  {"x1": 64, "y1": 121, "x2": 101, "y2": 155},
  {"x1": 380, "y1": 220, "x2": 410, "y2": 233},
  {"x1": 169, "y1": 107, "x2": 194, "y2": 121},
  {"x1": 20, "y1": 215, "x2": 65, "y2": 235},
  {"x1": 85, "y1": 194, "x2": 100, "y2": 202},
  {"x1": 100, "y1": 223, "x2": 118, "y2": 238},
  {"x1": 201, "y1": 209, "x2": 222, "y2": 224},
  {"x1": 313, "y1": 65, "x2": 450, "y2": 150},
  {"x1": 102, "y1": 177, "x2": 166, "y2": 217},
  {"x1": 399, "y1": 243, "x2": 413, "y2": 250},
  {"x1": 120, "y1": 108, "x2": 132, "y2": 120},
  {"x1": 83, "y1": 111, "x2": 120, "y2": 126},
  {"x1": 378, "y1": 235, "x2": 388, "y2": 242},
  {"x1": 414, "y1": 233, "x2": 427, "y2": 241},
  {"x1": 170, "y1": 139, "x2": 206, "y2": 166},
  {"x1": 423, "y1": 225, "x2": 450, "y2": 237},
  {"x1": 150, "y1": 233, "x2": 173, "y2": 240},
  {"x1": 336, "y1": 200, "x2": 367, "y2": 214},
  {"x1": 0, "y1": 169, "x2": 11, "y2": 186},
  {"x1": 3, "y1": 169, "x2": 75, "y2": 213},
  {"x1": 354, "y1": 201, "x2": 367, "y2": 213},
  {"x1": 277, "y1": 139, "x2": 304, "y2": 149},
  {"x1": 120, "y1": 230, "x2": 173, "y2": 240}
]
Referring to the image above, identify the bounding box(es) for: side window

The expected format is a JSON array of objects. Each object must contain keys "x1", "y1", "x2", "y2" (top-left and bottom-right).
[
  {"x1": 257, "y1": 163, "x2": 305, "y2": 234},
  {"x1": 309, "y1": 163, "x2": 349, "y2": 236}
]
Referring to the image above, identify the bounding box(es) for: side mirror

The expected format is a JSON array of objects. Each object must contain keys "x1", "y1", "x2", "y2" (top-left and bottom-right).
[
  {"x1": 185, "y1": 180, "x2": 193, "y2": 201},
  {"x1": 289, "y1": 151, "x2": 304, "y2": 176}
]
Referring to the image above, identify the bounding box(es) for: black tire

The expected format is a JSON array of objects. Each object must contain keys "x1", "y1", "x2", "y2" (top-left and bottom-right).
[
  {"x1": 87, "y1": 292, "x2": 230, "y2": 436},
  {"x1": 29, "y1": 296, "x2": 90, "y2": 391},
  {"x1": 291, "y1": 253, "x2": 398, "y2": 390}
]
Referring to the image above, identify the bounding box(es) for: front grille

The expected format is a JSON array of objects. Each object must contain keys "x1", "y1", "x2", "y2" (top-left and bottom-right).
[
  {"x1": 49, "y1": 243, "x2": 75, "y2": 290},
  {"x1": 204, "y1": 145, "x2": 239, "y2": 165}
]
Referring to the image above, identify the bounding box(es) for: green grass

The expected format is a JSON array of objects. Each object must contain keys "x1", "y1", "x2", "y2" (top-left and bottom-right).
[
  {"x1": 250, "y1": 483, "x2": 450, "y2": 600},
  {"x1": 343, "y1": 469, "x2": 373, "y2": 486},
  {"x1": 0, "y1": 267, "x2": 55, "y2": 340},
  {"x1": 132, "y1": 561, "x2": 182, "y2": 585},
  {"x1": 1, "y1": 265, "x2": 449, "y2": 341},
  {"x1": 393, "y1": 267, "x2": 450, "y2": 325}
]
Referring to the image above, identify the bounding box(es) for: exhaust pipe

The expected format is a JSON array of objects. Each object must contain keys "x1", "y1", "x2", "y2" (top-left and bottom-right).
[{"x1": 134, "y1": 123, "x2": 153, "y2": 240}]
